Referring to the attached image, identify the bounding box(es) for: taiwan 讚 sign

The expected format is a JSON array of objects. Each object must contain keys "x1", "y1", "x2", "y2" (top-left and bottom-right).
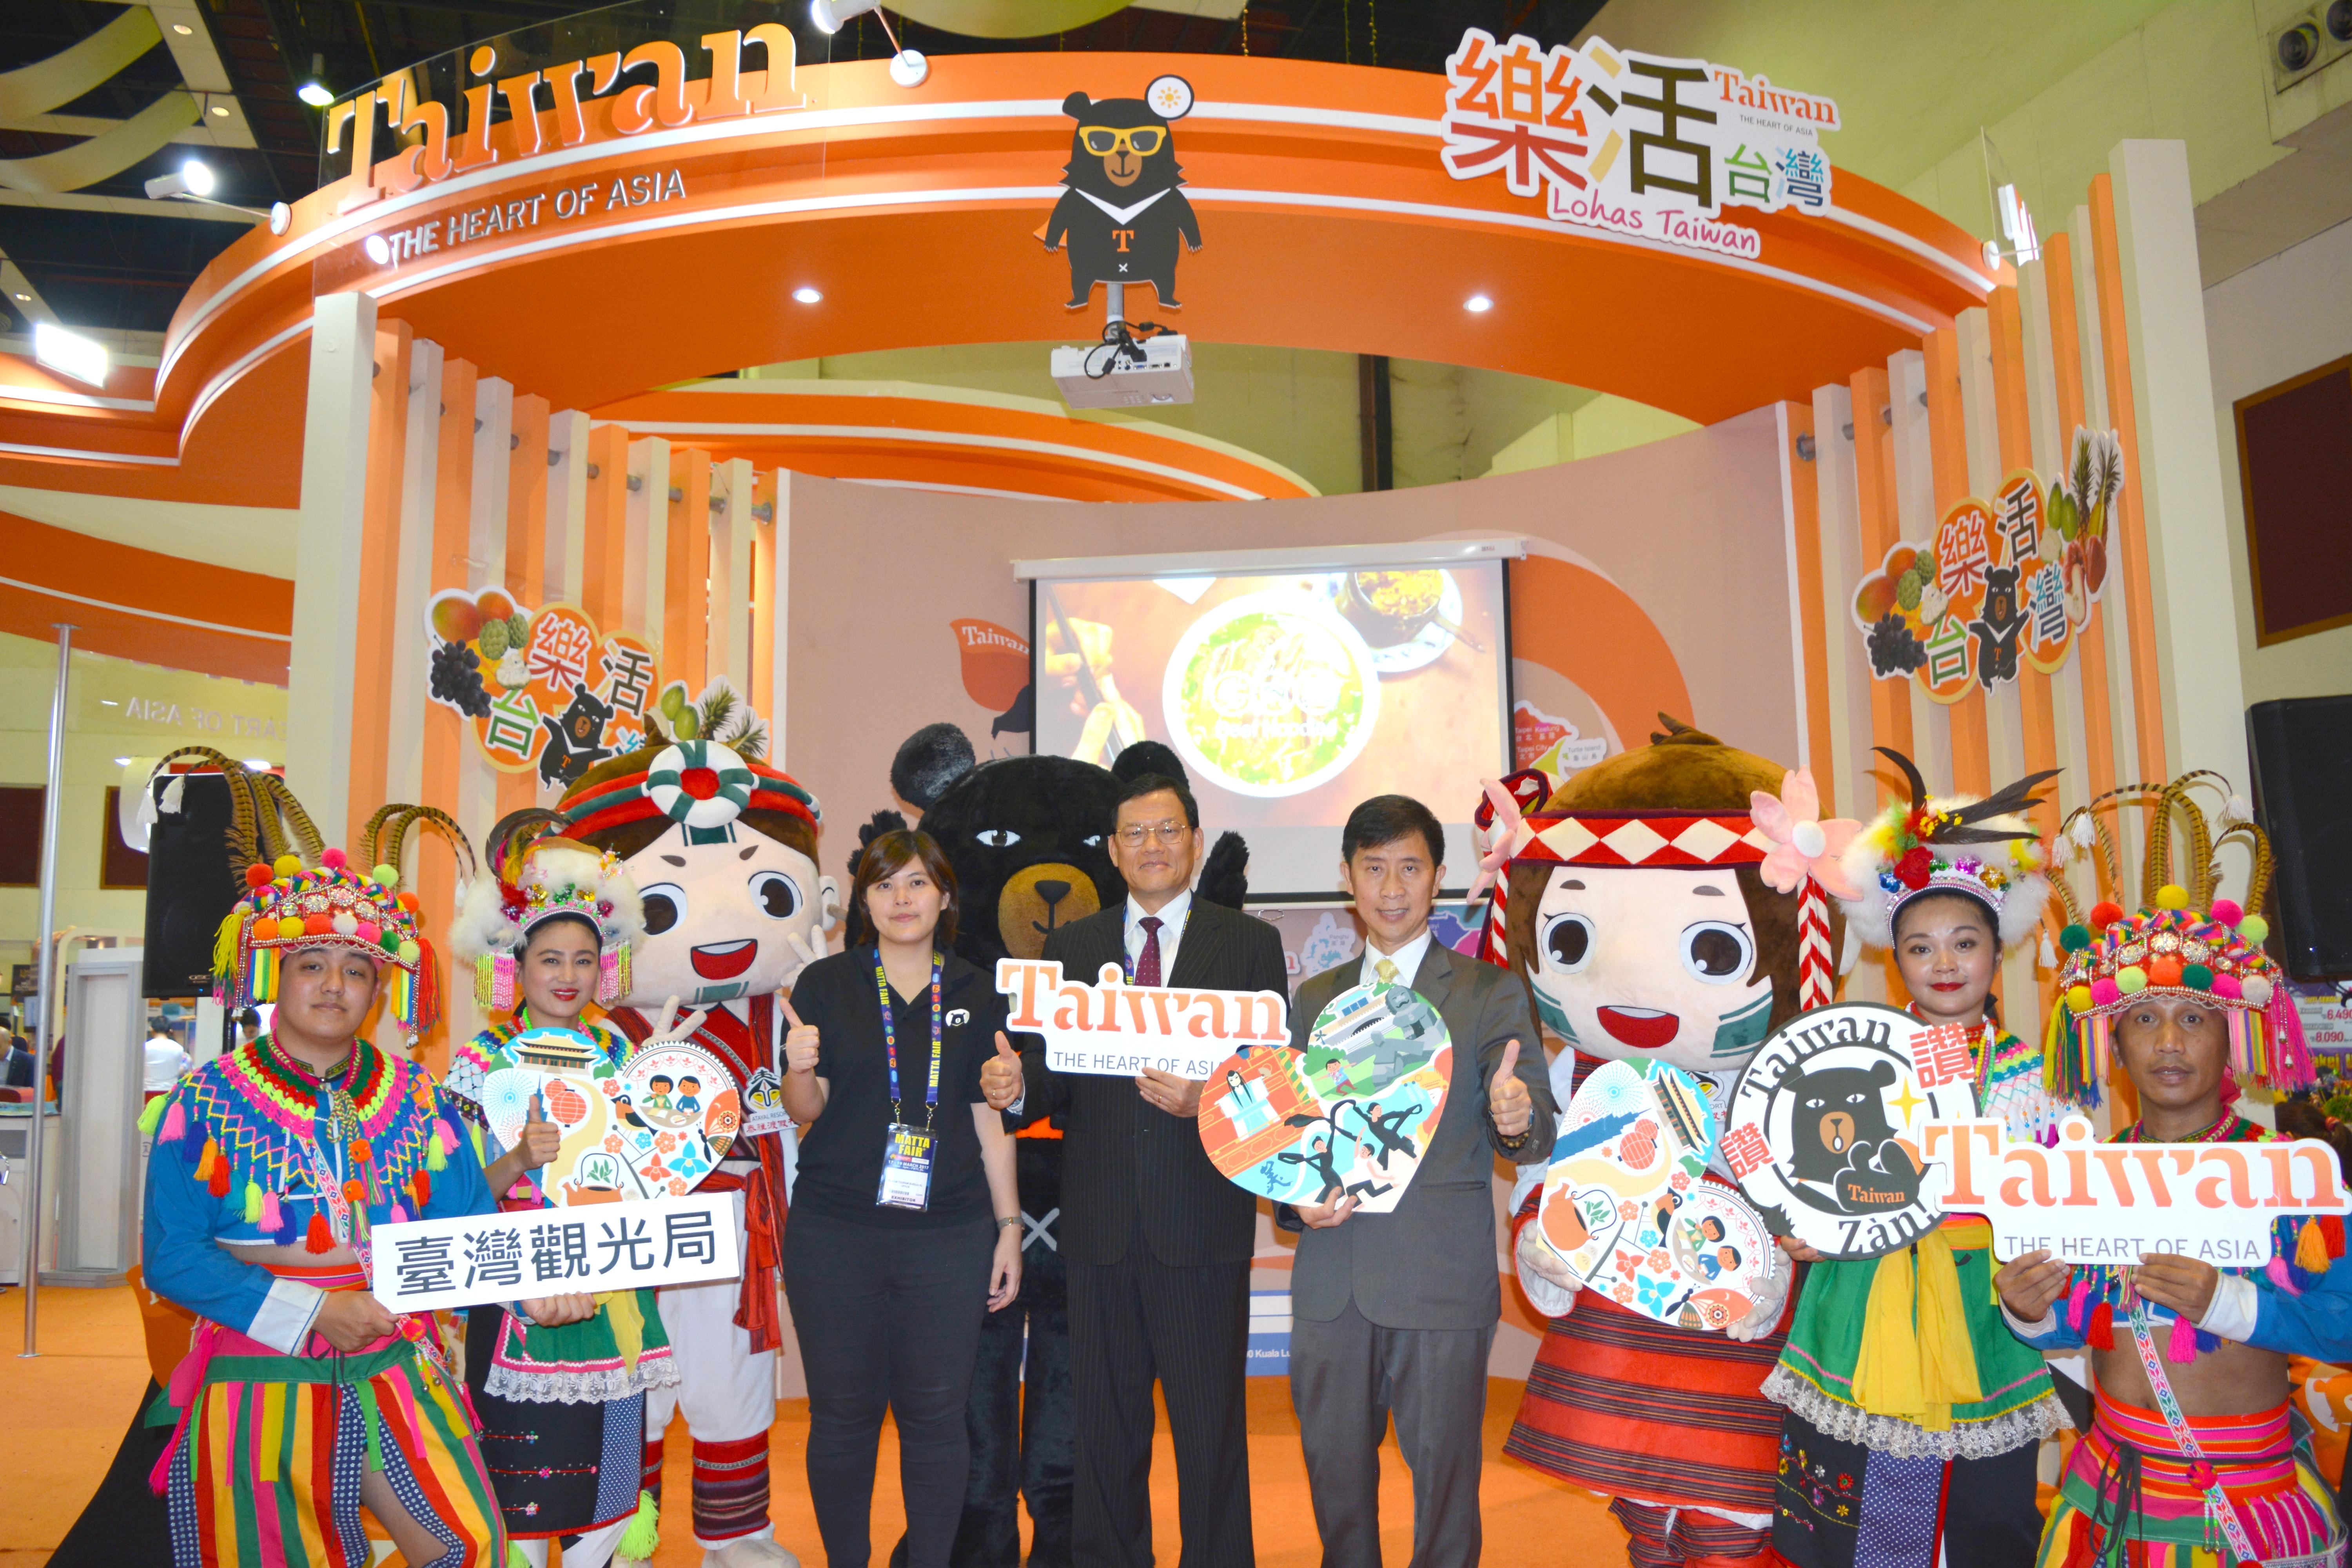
[
  {"x1": 998, "y1": 958, "x2": 1288, "y2": 1080},
  {"x1": 1441, "y1": 28, "x2": 1838, "y2": 260}
]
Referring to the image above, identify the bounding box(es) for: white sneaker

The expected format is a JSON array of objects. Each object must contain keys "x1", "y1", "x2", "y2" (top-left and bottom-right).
[{"x1": 701, "y1": 1532, "x2": 800, "y2": 1568}]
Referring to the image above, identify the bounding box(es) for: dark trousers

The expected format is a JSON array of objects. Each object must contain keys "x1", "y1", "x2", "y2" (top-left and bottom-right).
[
  {"x1": 1067, "y1": 1247, "x2": 1253, "y2": 1568},
  {"x1": 1773, "y1": 1407, "x2": 2043, "y2": 1568},
  {"x1": 1288, "y1": 1298, "x2": 1494, "y2": 1568},
  {"x1": 784, "y1": 1209, "x2": 996, "y2": 1568}
]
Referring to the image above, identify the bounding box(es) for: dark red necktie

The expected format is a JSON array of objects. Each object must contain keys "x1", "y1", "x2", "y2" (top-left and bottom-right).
[{"x1": 1135, "y1": 916, "x2": 1163, "y2": 987}]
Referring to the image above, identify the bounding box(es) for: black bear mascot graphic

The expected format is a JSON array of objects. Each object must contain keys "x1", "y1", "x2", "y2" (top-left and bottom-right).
[
  {"x1": 878, "y1": 738, "x2": 1247, "y2": 1568},
  {"x1": 1043, "y1": 75, "x2": 1201, "y2": 310}
]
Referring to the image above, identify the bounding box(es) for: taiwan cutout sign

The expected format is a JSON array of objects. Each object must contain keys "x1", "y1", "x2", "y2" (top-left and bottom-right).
[
  {"x1": 998, "y1": 958, "x2": 1289, "y2": 1082},
  {"x1": 1441, "y1": 28, "x2": 1838, "y2": 260},
  {"x1": 426, "y1": 587, "x2": 674, "y2": 790},
  {"x1": 1852, "y1": 428, "x2": 2122, "y2": 700}
]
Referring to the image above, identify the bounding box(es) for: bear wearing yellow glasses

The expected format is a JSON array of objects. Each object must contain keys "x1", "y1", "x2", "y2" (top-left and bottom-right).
[{"x1": 1043, "y1": 81, "x2": 1201, "y2": 310}]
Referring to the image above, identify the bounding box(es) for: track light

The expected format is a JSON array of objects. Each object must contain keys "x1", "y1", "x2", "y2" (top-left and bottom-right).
[
  {"x1": 144, "y1": 158, "x2": 216, "y2": 200},
  {"x1": 298, "y1": 52, "x2": 332, "y2": 107},
  {"x1": 809, "y1": 0, "x2": 926, "y2": 85},
  {"x1": 810, "y1": 0, "x2": 882, "y2": 32}
]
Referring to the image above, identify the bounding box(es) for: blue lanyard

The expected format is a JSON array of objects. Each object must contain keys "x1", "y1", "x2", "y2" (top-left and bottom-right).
[
  {"x1": 875, "y1": 948, "x2": 944, "y2": 1129},
  {"x1": 1123, "y1": 905, "x2": 1191, "y2": 984}
]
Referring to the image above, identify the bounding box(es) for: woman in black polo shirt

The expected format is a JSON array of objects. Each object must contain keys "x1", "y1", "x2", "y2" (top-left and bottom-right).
[{"x1": 779, "y1": 828, "x2": 1020, "y2": 1568}]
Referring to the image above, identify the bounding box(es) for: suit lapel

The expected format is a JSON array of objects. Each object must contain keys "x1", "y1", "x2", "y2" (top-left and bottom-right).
[
  {"x1": 1166, "y1": 902, "x2": 1225, "y2": 988},
  {"x1": 1410, "y1": 940, "x2": 1459, "y2": 1012}
]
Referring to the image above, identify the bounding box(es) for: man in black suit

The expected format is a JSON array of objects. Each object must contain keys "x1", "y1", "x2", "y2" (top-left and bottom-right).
[{"x1": 982, "y1": 771, "x2": 1283, "y2": 1568}]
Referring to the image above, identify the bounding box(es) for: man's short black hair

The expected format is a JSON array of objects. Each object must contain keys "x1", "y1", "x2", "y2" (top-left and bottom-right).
[
  {"x1": 891, "y1": 722, "x2": 976, "y2": 810},
  {"x1": 1341, "y1": 794, "x2": 1445, "y2": 866},
  {"x1": 1117, "y1": 772, "x2": 1198, "y2": 830}
]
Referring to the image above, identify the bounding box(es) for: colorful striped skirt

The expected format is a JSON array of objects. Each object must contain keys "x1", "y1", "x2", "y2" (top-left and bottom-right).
[
  {"x1": 1505, "y1": 1285, "x2": 1789, "y2": 1515},
  {"x1": 2037, "y1": 1388, "x2": 2344, "y2": 1568},
  {"x1": 156, "y1": 1310, "x2": 505, "y2": 1568}
]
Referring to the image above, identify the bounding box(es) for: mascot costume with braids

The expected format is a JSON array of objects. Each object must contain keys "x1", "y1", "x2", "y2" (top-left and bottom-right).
[
  {"x1": 1479, "y1": 717, "x2": 1845, "y2": 1568},
  {"x1": 553, "y1": 682, "x2": 838, "y2": 1568},
  {"x1": 867, "y1": 735, "x2": 1245, "y2": 1568}
]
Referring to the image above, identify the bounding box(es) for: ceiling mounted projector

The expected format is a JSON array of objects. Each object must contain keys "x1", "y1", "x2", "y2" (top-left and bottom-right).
[{"x1": 1053, "y1": 332, "x2": 1193, "y2": 410}]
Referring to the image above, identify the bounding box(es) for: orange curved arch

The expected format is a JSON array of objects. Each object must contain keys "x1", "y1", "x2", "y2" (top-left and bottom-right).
[{"x1": 1509, "y1": 554, "x2": 1692, "y2": 751}]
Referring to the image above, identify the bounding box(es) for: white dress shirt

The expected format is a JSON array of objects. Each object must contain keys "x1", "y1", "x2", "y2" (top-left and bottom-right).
[
  {"x1": 1358, "y1": 927, "x2": 1434, "y2": 991},
  {"x1": 1123, "y1": 889, "x2": 1193, "y2": 982}
]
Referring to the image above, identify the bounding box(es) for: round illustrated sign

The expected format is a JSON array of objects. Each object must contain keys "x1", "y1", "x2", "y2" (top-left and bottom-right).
[
  {"x1": 1724, "y1": 1001, "x2": 1980, "y2": 1259},
  {"x1": 608, "y1": 1043, "x2": 740, "y2": 1199},
  {"x1": 1664, "y1": 1185, "x2": 1782, "y2": 1332}
]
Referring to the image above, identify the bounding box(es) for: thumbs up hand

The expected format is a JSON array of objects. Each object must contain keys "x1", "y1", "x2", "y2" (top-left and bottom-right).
[
  {"x1": 1489, "y1": 1039, "x2": 1534, "y2": 1141},
  {"x1": 980, "y1": 1032, "x2": 1025, "y2": 1112},
  {"x1": 517, "y1": 1091, "x2": 563, "y2": 1171},
  {"x1": 780, "y1": 1000, "x2": 821, "y2": 1077}
]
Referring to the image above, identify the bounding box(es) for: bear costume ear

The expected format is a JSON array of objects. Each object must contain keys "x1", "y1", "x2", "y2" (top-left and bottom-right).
[
  {"x1": 1062, "y1": 91, "x2": 1093, "y2": 119},
  {"x1": 1870, "y1": 1059, "x2": 1898, "y2": 1086}
]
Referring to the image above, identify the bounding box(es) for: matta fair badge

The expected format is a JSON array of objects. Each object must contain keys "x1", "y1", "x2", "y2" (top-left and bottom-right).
[
  {"x1": 1534, "y1": 1058, "x2": 1779, "y2": 1328},
  {"x1": 1198, "y1": 977, "x2": 1451, "y2": 1216},
  {"x1": 1724, "y1": 1000, "x2": 1979, "y2": 1259}
]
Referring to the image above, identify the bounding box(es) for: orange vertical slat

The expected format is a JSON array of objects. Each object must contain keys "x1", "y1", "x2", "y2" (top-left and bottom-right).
[
  {"x1": 1849, "y1": 365, "x2": 1911, "y2": 802},
  {"x1": 1988, "y1": 286, "x2": 2061, "y2": 843},
  {"x1": 416, "y1": 357, "x2": 479, "y2": 1076},
  {"x1": 2089, "y1": 174, "x2": 2167, "y2": 786},
  {"x1": 1923, "y1": 325, "x2": 1990, "y2": 796},
  {"x1": 506, "y1": 394, "x2": 550, "y2": 606},
  {"x1": 749, "y1": 468, "x2": 776, "y2": 719},
  {"x1": 667, "y1": 450, "x2": 711, "y2": 694},
  {"x1": 2040, "y1": 233, "x2": 2120, "y2": 898},
  {"x1": 581, "y1": 423, "x2": 631, "y2": 633},
  {"x1": 1784, "y1": 403, "x2": 1837, "y2": 813},
  {"x1": 350, "y1": 320, "x2": 414, "y2": 849}
]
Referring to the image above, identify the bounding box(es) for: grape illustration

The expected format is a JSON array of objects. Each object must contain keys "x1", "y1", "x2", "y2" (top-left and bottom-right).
[{"x1": 430, "y1": 640, "x2": 492, "y2": 718}]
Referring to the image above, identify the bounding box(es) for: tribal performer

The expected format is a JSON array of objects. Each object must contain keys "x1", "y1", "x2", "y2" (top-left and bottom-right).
[
  {"x1": 443, "y1": 815, "x2": 674, "y2": 1568},
  {"x1": 1769, "y1": 751, "x2": 2078, "y2": 1568},
  {"x1": 141, "y1": 848, "x2": 504, "y2": 1568},
  {"x1": 1483, "y1": 720, "x2": 1837, "y2": 1567},
  {"x1": 1999, "y1": 780, "x2": 2342, "y2": 1568},
  {"x1": 555, "y1": 697, "x2": 837, "y2": 1568}
]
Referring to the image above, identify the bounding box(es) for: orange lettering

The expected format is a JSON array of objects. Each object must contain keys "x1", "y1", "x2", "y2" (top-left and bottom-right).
[
  {"x1": 1147, "y1": 990, "x2": 1180, "y2": 1034},
  {"x1": 2062, "y1": 1143, "x2": 2098, "y2": 1207},
  {"x1": 2091, "y1": 1149, "x2": 2137, "y2": 1206},
  {"x1": 2130, "y1": 1149, "x2": 2175, "y2": 1205},
  {"x1": 1998, "y1": 1146, "x2": 2055, "y2": 1208},
  {"x1": 2193, "y1": 1148, "x2": 2256, "y2": 1209},
  {"x1": 1053, "y1": 984, "x2": 1093, "y2": 1033},
  {"x1": 1115, "y1": 229, "x2": 1134, "y2": 252},
  {"x1": 2289, "y1": 1145, "x2": 2348, "y2": 1209}
]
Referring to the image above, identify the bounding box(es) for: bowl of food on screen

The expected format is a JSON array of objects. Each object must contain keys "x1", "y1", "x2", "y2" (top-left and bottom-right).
[
  {"x1": 1163, "y1": 592, "x2": 1382, "y2": 800},
  {"x1": 1336, "y1": 569, "x2": 1444, "y2": 642}
]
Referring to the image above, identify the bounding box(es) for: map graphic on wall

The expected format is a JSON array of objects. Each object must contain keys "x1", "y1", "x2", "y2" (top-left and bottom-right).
[{"x1": 1199, "y1": 978, "x2": 1452, "y2": 1215}]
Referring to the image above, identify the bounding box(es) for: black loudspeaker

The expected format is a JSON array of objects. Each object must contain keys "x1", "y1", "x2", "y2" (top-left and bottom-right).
[
  {"x1": 2247, "y1": 695, "x2": 2352, "y2": 982},
  {"x1": 141, "y1": 773, "x2": 242, "y2": 998}
]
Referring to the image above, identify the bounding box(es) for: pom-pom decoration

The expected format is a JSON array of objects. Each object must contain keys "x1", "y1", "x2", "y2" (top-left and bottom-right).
[
  {"x1": 2117, "y1": 966, "x2": 2149, "y2": 994},
  {"x1": 2060, "y1": 924, "x2": 2091, "y2": 953},
  {"x1": 273, "y1": 853, "x2": 303, "y2": 877},
  {"x1": 2240, "y1": 915, "x2": 2270, "y2": 945},
  {"x1": 2089, "y1": 901, "x2": 2123, "y2": 931},
  {"x1": 2244, "y1": 977, "x2": 2274, "y2": 1007},
  {"x1": 2210, "y1": 899, "x2": 2244, "y2": 928},
  {"x1": 2183, "y1": 964, "x2": 2215, "y2": 991},
  {"x1": 2067, "y1": 985, "x2": 2094, "y2": 1012},
  {"x1": 2154, "y1": 884, "x2": 2189, "y2": 909},
  {"x1": 2210, "y1": 973, "x2": 2243, "y2": 1000},
  {"x1": 245, "y1": 863, "x2": 273, "y2": 888},
  {"x1": 321, "y1": 848, "x2": 347, "y2": 869},
  {"x1": 2146, "y1": 955, "x2": 2184, "y2": 989},
  {"x1": 372, "y1": 864, "x2": 399, "y2": 886}
]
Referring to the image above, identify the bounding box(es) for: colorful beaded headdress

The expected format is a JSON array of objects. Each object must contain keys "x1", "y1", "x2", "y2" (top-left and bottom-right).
[
  {"x1": 2045, "y1": 772, "x2": 2310, "y2": 1101},
  {"x1": 212, "y1": 847, "x2": 438, "y2": 1037},
  {"x1": 556, "y1": 737, "x2": 819, "y2": 844},
  {"x1": 1837, "y1": 747, "x2": 2056, "y2": 953},
  {"x1": 450, "y1": 808, "x2": 645, "y2": 1011}
]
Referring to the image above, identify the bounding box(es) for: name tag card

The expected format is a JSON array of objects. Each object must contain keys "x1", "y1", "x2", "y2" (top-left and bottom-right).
[
  {"x1": 1925, "y1": 1116, "x2": 2352, "y2": 1265},
  {"x1": 370, "y1": 1194, "x2": 739, "y2": 1312},
  {"x1": 998, "y1": 959, "x2": 1289, "y2": 1080}
]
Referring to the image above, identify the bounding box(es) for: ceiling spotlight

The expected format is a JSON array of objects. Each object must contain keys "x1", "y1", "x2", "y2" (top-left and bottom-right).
[
  {"x1": 792, "y1": 286, "x2": 823, "y2": 304},
  {"x1": 298, "y1": 80, "x2": 334, "y2": 107},
  {"x1": 269, "y1": 202, "x2": 290, "y2": 235},
  {"x1": 210, "y1": 103, "x2": 230, "y2": 117},
  {"x1": 810, "y1": 0, "x2": 883, "y2": 32},
  {"x1": 35, "y1": 321, "x2": 109, "y2": 387},
  {"x1": 171, "y1": 22, "x2": 193, "y2": 34},
  {"x1": 1464, "y1": 294, "x2": 1493, "y2": 313},
  {"x1": 11, "y1": 292, "x2": 28, "y2": 302},
  {"x1": 363, "y1": 234, "x2": 392, "y2": 265}
]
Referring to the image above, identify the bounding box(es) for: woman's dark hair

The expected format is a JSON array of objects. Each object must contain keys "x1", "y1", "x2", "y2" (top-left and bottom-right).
[
  {"x1": 849, "y1": 828, "x2": 960, "y2": 952},
  {"x1": 521, "y1": 912, "x2": 603, "y2": 955}
]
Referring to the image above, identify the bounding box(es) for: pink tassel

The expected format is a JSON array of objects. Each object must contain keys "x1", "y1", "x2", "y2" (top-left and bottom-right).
[
  {"x1": 435, "y1": 1118, "x2": 458, "y2": 1155},
  {"x1": 387, "y1": 1203, "x2": 408, "y2": 1224},
  {"x1": 2167, "y1": 1308, "x2": 2198, "y2": 1363},
  {"x1": 159, "y1": 1100, "x2": 186, "y2": 1144},
  {"x1": 260, "y1": 1191, "x2": 284, "y2": 1236},
  {"x1": 2270, "y1": 988, "x2": 2316, "y2": 1091},
  {"x1": 2267, "y1": 1254, "x2": 2304, "y2": 1297}
]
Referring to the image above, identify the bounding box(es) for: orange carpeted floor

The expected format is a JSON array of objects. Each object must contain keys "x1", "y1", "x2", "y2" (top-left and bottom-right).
[{"x1": 1, "y1": 1285, "x2": 1631, "y2": 1566}]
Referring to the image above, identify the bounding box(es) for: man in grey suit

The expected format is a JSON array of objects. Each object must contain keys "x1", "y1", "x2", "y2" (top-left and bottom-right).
[{"x1": 1284, "y1": 794, "x2": 1557, "y2": 1568}]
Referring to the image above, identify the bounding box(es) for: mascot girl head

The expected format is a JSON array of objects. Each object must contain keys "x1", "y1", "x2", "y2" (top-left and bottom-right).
[
  {"x1": 1485, "y1": 716, "x2": 1854, "y2": 1568},
  {"x1": 553, "y1": 718, "x2": 830, "y2": 1568}
]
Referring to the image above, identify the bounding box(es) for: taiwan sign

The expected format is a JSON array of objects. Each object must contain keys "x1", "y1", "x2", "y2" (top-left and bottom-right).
[
  {"x1": 1441, "y1": 29, "x2": 1838, "y2": 260},
  {"x1": 998, "y1": 958, "x2": 1289, "y2": 1080}
]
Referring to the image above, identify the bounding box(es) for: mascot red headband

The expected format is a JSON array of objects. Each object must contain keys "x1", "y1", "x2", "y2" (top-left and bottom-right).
[{"x1": 557, "y1": 738, "x2": 820, "y2": 841}]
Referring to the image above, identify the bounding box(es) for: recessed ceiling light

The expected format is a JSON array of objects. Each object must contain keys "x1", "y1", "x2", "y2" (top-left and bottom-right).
[
  {"x1": 297, "y1": 81, "x2": 334, "y2": 107},
  {"x1": 171, "y1": 22, "x2": 193, "y2": 34},
  {"x1": 1465, "y1": 294, "x2": 1493, "y2": 313},
  {"x1": 792, "y1": 286, "x2": 822, "y2": 304},
  {"x1": 11, "y1": 292, "x2": 28, "y2": 302},
  {"x1": 210, "y1": 104, "x2": 230, "y2": 117},
  {"x1": 113, "y1": 757, "x2": 132, "y2": 766}
]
